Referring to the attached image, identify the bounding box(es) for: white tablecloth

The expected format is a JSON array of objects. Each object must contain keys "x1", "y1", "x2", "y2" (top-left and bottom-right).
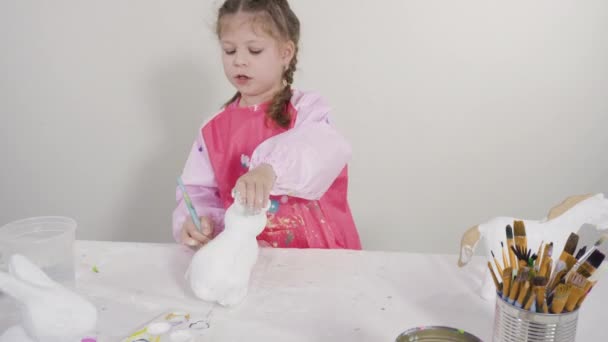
[{"x1": 1, "y1": 240, "x2": 606, "y2": 341}]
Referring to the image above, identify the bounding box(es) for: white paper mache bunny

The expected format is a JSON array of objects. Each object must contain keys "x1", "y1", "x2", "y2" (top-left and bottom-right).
[
  {"x1": 187, "y1": 190, "x2": 269, "y2": 307},
  {"x1": 0, "y1": 254, "x2": 97, "y2": 342}
]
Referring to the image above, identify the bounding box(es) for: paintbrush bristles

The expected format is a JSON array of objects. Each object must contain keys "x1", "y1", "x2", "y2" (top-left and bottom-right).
[
  {"x1": 587, "y1": 250, "x2": 606, "y2": 269},
  {"x1": 513, "y1": 220, "x2": 526, "y2": 238},
  {"x1": 513, "y1": 220, "x2": 527, "y2": 252},
  {"x1": 550, "y1": 284, "x2": 572, "y2": 314},
  {"x1": 565, "y1": 273, "x2": 588, "y2": 311},
  {"x1": 517, "y1": 268, "x2": 528, "y2": 288},
  {"x1": 506, "y1": 225, "x2": 517, "y2": 271},
  {"x1": 563, "y1": 233, "x2": 579, "y2": 255},
  {"x1": 555, "y1": 283, "x2": 571, "y2": 296},
  {"x1": 565, "y1": 286, "x2": 585, "y2": 312},
  {"x1": 577, "y1": 250, "x2": 606, "y2": 278},
  {"x1": 577, "y1": 281, "x2": 595, "y2": 307},
  {"x1": 506, "y1": 225, "x2": 513, "y2": 239},
  {"x1": 575, "y1": 246, "x2": 587, "y2": 260},
  {"x1": 511, "y1": 245, "x2": 531, "y2": 262},
  {"x1": 532, "y1": 276, "x2": 547, "y2": 287}
]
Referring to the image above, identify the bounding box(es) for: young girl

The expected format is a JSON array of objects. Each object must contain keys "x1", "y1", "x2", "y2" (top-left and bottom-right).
[{"x1": 172, "y1": 0, "x2": 361, "y2": 250}]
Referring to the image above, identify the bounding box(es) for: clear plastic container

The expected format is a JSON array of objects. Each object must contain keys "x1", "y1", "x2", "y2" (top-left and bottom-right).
[{"x1": 0, "y1": 216, "x2": 77, "y2": 287}]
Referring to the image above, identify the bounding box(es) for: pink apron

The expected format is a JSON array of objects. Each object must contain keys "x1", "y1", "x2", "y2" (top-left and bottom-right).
[{"x1": 202, "y1": 100, "x2": 361, "y2": 249}]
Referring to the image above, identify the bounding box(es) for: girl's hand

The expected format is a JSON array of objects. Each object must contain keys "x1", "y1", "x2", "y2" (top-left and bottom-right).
[
  {"x1": 234, "y1": 163, "x2": 276, "y2": 212},
  {"x1": 180, "y1": 216, "x2": 214, "y2": 248}
]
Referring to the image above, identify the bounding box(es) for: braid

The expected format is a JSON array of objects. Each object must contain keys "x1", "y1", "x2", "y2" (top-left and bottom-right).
[
  {"x1": 284, "y1": 48, "x2": 297, "y2": 85},
  {"x1": 267, "y1": 48, "x2": 297, "y2": 128},
  {"x1": 223, "y1": 91, "x2": 241, "y2": 109}
]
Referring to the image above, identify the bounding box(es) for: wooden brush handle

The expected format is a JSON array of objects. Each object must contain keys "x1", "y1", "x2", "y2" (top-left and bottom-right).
[
  {"x1": 516, "y1": 281, "x2": 529, "y2": 305},
  {"x1": 509, "y1": 281, "x2": 521, "y2": 302},
  {"x1": 502, "y1": 274, "x2": 511, "y2": 298},
  {"x1": 524, "y1": 293, "x2": 535, "y2": 311},
  {"x1": 487, "y1": 262, "x2": 501, "y2": 292},
  {"x1": 502, "y1": 249, "x2": 509, "y2": 269},
  {"x1": 494, "y1": 259, "x2": 504, "y2": 277},
  {"x1": 535, "y1": 287, "x2": 545, "y2": 310}
]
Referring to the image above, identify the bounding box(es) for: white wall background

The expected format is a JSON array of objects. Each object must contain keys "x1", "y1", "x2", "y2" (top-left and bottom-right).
[{"x1": 1, "y1": 1, "x2": 607, "y2": 254}]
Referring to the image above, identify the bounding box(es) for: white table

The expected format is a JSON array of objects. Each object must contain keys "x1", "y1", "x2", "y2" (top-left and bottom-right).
[{"x1": 2, "y1": 241, "x2": 606, "y2": 341}]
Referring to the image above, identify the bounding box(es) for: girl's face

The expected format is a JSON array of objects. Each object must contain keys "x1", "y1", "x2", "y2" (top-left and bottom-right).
[{"x1": 219, "y1": 12, "x2": 294, "y2": 106}]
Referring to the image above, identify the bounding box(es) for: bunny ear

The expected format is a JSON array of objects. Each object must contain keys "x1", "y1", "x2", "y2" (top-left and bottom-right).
[
  {"x1": 8, "y1": 254, "x2": 56, "y2": 289},
  {"x1": 0, "y1": 325, "x2": 35, "y2": 342},
  {"x1": 0, "y1": 269, "x2": 40, "y2": 302}
]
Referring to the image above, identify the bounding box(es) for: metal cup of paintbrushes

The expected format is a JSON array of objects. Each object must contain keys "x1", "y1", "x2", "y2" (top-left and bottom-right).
[{"x1": 493, "y1": 296, "x2": 579, "y2": 342}]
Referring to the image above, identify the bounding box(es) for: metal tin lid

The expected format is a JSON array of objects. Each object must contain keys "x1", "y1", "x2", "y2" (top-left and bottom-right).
[{"x1": 396, "y1": 326, "x2": 483, "y2": 341}]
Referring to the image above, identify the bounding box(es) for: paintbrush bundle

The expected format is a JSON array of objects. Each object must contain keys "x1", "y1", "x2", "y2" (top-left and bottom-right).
[{"x1": 488, "y1": 221, "x2": 607, "y2": 313}]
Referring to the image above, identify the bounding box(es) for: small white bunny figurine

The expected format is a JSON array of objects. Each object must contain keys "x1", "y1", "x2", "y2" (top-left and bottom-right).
[
  {"x1": 188, "y1": 192, "x2": 269, "y2": 307},
  {"x1": 0, "y1": 254, "x2": 97, "y2": 342}
]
